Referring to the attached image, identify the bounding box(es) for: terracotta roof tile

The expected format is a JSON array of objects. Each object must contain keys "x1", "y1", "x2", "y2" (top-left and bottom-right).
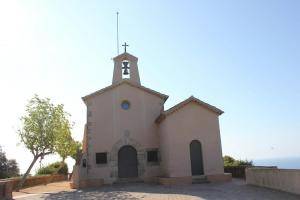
[
  {"x1": 155, "y1": 96, "x2": 223, "y2": 123},
  {"x1": 82, "y1": 80, "x2": 169, "y2": 103}
]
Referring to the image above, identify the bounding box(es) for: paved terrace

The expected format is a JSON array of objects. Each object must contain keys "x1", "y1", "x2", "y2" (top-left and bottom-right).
[{"x1": 14, "y1": 179, "x2": 300, "y2": 200}]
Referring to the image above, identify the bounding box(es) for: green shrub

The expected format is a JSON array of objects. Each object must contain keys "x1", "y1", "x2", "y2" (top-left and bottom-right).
[
  {"x1": 36, "y1": 162, "x2": 68, "y2": 175},
  {"x1": 223, "y1": 155, "x2": 253, "y2": 167}
]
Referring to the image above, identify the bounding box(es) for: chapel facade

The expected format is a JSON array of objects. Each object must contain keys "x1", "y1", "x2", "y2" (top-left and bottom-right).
[{"x1": 71, "y1": 50, "x2": 231, "y2": 188}]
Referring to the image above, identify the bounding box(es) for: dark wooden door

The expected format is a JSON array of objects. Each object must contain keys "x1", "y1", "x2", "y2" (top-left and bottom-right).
[
  {"x1": 190, "y1": 140, "x2": 204, "y2": 175},
  {"x1": 118, "y1": 145, "x2": 138, "y2": 178}
]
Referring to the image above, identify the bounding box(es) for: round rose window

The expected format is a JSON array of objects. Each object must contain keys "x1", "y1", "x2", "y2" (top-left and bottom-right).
[{"x1": 121, "y1": 100, "x2": 130, "y2": 110}]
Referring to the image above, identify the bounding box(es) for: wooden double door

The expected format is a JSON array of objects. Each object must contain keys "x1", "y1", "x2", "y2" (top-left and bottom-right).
[{"x1": 118, "y1": 145, "x2": 138, "y2": 178}]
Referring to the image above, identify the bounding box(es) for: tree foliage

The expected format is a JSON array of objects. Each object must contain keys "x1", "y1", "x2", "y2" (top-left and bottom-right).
[
  {"x1": 47, "y1": 121, "x2": 80, "y2": 181},
  {"x1": 0, "y1": 146, "x2": 7, "y2": 179},
  {"x1": 0, "y1": 146, "x2": 20, "y2": 178},
  {"x1": 6, "y1": 159, "x2": 20, "y2": 177},
  {"x1": 36, "y1": 162, "x2": 68, "y2": 175},
  {"x1": 54, "y1": 122, "x2": 77, "y2": 162},
  {"x1": 223, "y1": 155, "x2": 253, "y2": 167},
  {"x1": 19, "y1": 95, "x2": 71, "y2": 158},
  {"x1": 17, "y1": 95, "x2": 73, "y2": 190},
  {"x1": 70, "y1": 141, "x2": 82, "y2": 164}
]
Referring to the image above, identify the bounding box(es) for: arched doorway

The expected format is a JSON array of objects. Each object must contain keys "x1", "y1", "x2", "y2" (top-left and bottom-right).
[
  {"x1": 118, "y1": 145, "x2": 138, "y2": 178},
  {"x1": 190, "y1": 140, "x2": 204, "y2": 175}
]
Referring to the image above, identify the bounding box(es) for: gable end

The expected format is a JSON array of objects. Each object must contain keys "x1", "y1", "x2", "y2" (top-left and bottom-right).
[
  {"x1": 82, "y1": 80, "x2": 169, "y2": 104},
  {"x1": 155, "y1": 96, "x2": 223, "y2": 123}
]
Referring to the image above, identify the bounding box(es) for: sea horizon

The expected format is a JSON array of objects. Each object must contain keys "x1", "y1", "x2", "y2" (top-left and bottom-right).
[{"x1": 253, "y1": 157, "x2": 300, "y2": 169}]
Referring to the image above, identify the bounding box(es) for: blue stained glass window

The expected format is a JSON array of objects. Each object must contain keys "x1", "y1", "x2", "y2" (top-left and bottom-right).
[{"x1": 121, "y1": 101, "x2": 130, "y2": 110}]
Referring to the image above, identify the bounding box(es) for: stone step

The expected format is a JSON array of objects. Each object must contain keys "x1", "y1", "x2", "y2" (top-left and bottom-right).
[
  {"x1": 192, "y1": 179, "x2": 209, "y2": 184},
  {"x1": 192, "y1": 176, "x2": 209, "y2": 184},
  {"x1": 114, "y1": 178, "x2": 143, "y2": 184}
]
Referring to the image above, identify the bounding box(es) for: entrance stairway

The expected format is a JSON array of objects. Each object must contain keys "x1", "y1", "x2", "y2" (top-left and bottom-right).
[{"x1": 192, "y1": 175, "x2": 209, "y2": 184}]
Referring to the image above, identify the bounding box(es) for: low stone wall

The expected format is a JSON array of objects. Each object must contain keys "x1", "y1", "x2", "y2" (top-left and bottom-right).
[
  {"x1": 207, "y1": 173, "x2": 232, "y2": 182},
  {"x1": 2, "y1": 174, "x2": 67, "y2": 190},
  {"x1": 78, "y1": 179, "x2": 104, "y2": 188},
  {"x1": 158, "y1": 173, "x2": 232, "y2": 186},
  {"x1": 224, "y1": 166, "x2": 248, "y2": 178},
  {"x1": 246, "y1": 168, "x2": 300, "y2": 195},
  {"x1": 158, "y1": 176, "x2": 192, "y2": 185},
  {"x1": 225, "y1": 166, "x2": 277, "y2": 179},
  {"x1": 0, "y1": 180, "x2": 13, "y2": 200}
]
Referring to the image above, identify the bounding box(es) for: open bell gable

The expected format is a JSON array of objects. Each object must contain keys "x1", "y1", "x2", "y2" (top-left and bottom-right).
[{"x1": 112, "y1": 52, "x2": 140, "y2": 85}]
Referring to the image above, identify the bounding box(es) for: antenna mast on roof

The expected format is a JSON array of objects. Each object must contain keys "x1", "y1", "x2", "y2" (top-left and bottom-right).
[{"x1": 116, "y1": 12, "x2": 120, "y2": 55}]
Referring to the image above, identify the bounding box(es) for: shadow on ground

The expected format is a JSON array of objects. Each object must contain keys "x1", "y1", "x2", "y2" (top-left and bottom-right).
[
  {"x1": 39, "y1": 179, "x2": 300, "y2": 200},
  {"x1": 44, "y1": 190, "x2": 140, "y2": 200}
]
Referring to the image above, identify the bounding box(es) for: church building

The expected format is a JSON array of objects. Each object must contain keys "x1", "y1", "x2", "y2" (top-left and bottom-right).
[{"x1": 71, "y1": 46, "x2": 231, "y2": 188}]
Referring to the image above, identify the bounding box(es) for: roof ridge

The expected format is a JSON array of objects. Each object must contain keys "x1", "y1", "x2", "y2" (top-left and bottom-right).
[
  {"x1": 155, "y1": 96, "x2": 223, "y2": 123},
  {"x1": 82, "y1": 80, "x2": 169, "y2": 103},
  {"x1": 113, "y1": 52, "x2": 138, "y2": 61}
]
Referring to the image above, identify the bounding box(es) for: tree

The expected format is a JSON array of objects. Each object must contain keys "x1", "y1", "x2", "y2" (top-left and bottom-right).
[
  {"x1": 17, "y1": 95, "x2": 71, "y2": 190},
  {"x1": 223, "y1": 155, "x2": 253, "y2": 167},
  {"x1": 46, "y1": 123, "x2": 78, "y2": 183},
  {"x1": 52, "y1": 129, "x2": 82, "y2": 181},
  {"x1": 0, "y1": 146, "x2": 20, "y2": 178},
  {"x1": 70, "y1": 141, "x2": 82, "y2": 165},
  {"x1": 0, "y1": 146, "x2": 8, "y2": 178},
  {"x1": 223, "y1": 155, "x2": 236, "y2": 167},
  {"x1": 234, "y1": 159, "x2": 253, "y2": 166},
  {"x1": 6, "y1": 159, "x2": 20, "y2": 177},
  {"x1": 53, "y1": 120, "x2": 75, "y2": 165},
  {"x1": 69, "y1": 141, "x2": 82, "y2": 180}
]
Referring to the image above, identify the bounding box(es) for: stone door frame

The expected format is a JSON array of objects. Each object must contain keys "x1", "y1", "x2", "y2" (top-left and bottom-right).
[
  {"x1": 118, "y1": 145, "x2": 138, "y2": 178},
  {"x1": 109, "y1": 136, "x2": 145, "y2": 181}
]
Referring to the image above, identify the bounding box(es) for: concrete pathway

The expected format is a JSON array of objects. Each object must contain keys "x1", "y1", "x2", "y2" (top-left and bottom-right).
[
  {"x1": 14, "y1": 179, "x2": 300, "y2": 200},
  {"x1": 13, "y1": 181, "x2": 74, "y2": 199}
]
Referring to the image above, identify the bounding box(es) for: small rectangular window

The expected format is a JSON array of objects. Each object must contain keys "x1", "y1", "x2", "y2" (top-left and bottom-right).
[
  {"x1": 82, "y1": 159, "x2": 87, "y2": 168},
  {"x1": 147, "y1": 150, "x2": 158, "y2": 162},
  {"x1": 96, "y1": 152, "x2": 107, "y2": 164}
]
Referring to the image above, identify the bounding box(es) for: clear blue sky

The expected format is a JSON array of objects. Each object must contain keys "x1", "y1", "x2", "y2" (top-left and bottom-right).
[{"x1": 0, "y1": 0, "x2": 299, "y2": 173}]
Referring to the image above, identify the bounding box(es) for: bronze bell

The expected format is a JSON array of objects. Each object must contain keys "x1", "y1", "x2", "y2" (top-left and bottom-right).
[
  {"x1": 122, "y1": 61, "x2": 130, "y2": 75},
  {"x1": 123, "y1": 68, "x2": 129, "y2": 75}
]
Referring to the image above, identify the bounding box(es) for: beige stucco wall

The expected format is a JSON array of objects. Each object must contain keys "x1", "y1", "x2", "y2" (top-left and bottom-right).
[
  {"x1": 159, "y1": 102, "x2": 224, "y2": 177},
  {"x1": 72, "y1": 52, "x2": 227, "y2": 186},
  {"x1": 246, "y1": 168, "x2": 300, "y2": 195},
  {"x1": 84, "y1": 83, "x2": 165, "y2": 183}
]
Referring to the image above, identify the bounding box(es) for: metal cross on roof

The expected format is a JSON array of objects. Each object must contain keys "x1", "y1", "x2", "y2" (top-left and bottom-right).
[{"x1": 122, "y1": 42, "x2": 129, "y2": 53}]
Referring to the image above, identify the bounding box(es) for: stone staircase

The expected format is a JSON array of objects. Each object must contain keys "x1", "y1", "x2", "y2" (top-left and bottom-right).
[{"x1": 192, "y1": 175, "x2": 209, "y2": 184}]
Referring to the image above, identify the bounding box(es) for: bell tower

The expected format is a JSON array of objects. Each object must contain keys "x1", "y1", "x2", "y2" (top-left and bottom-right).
[{"x1": 112, "y1": 43, "x2": 141, "y2": 85}]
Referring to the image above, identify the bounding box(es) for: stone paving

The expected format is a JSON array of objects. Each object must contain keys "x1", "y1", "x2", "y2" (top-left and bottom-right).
[
  {"x1": 14, "y1": 179, "x2": 300, "y2": 200},
  {"x1": 13, "y1": 181, "x2": 74, "y2": 199}
]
